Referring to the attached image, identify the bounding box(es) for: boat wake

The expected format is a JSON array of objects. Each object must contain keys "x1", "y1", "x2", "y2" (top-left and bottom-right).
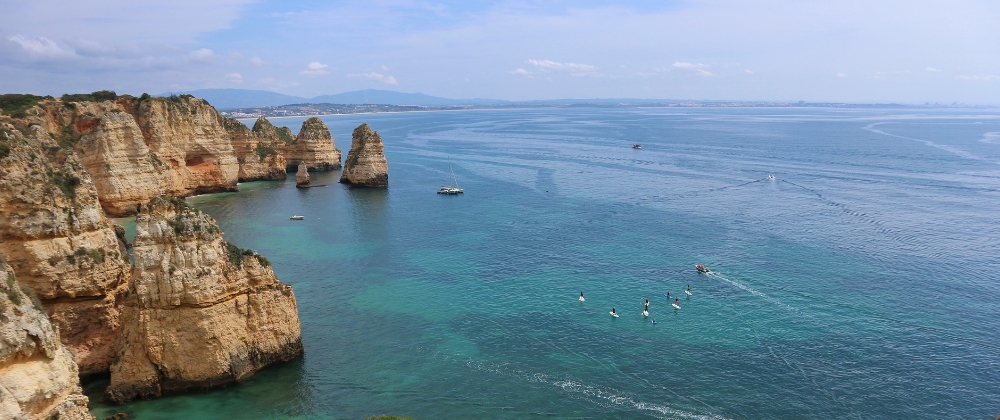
[
  {"x1": 706, "y1": 272, "x2": 798, "y2": 313},
  {"x1": 864, "y1": 122, "x2": 1000, "y2": 165}
]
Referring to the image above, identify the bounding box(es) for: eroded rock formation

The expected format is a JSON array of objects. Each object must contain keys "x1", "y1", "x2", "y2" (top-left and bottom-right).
[
  {"x1": 0, "y1": 122, "x2": 131, "y2": 375},
  {"x1": 224, "y1": 117, "x2": 286, "y2": 182},
  {"x1": 339, "y1": 123, "x2": 388, "y2": 187},
  {"x1": 105, "y1": 196, "x2": 302, "y2": 403},
  {"x1": 0, "y1": 261, "x2": 95, "y2": 420},
  {"x1": 286, "y1": 117, "x2": 341, "y2": 171},
  {"x1": 295, "y1": 163, "x2": 310, "y2": 188}
]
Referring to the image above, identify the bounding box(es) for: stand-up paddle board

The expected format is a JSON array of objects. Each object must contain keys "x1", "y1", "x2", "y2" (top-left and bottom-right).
[
  {"x1": 610, "y1": 311, "x2": 619, "y2": 318},
  {"x1": 672, "y1": 303, "x2": 681, "y2": 309},
  {"x1": 642, "y1": 310, "x2": 649, "y2": 317},
  {"x1": 579, "y1": 296, "x2": 585, "y2": 302},
  {"x1": 685, "y1": 290, "x2": 692, "y2": 296}
]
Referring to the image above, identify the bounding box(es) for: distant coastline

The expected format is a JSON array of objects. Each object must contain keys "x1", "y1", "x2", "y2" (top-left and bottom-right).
[{"x1": 221, "y1": 100, "x2": 998, "y2": 119}]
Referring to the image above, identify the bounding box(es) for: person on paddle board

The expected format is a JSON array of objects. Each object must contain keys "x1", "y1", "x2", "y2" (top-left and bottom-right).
[
  {"x1": 675, "y1": 298, "x2": 679, "y2": 306},
  {"x1": 645, "y1": 298, "x2": 649, "y2": 309},
  {"x1": 611, "y1": 307, "x2": 616, "y2": 314}
]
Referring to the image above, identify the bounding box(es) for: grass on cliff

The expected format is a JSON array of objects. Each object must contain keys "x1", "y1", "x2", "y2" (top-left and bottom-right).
[
  {"x1": 0, "y1": 94, "x2": 48, "y2": 118},
  {"x1": 0, "y1": 143, "x2": 9, "y2": 160},
  {"x1": 254, "y1": 141, "x2": 278, "y2": 161},
  {"x1": 224, "y1": 241, "x2": 270, "y2": 269},
  {"x1": 61, "y1": 90, "x2": 118, "y2": 104},
  {"x1": 48, "y1": 170, "x2": 81, "y2": 200}
]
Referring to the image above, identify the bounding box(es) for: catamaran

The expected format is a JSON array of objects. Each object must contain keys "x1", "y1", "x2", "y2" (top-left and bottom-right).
[{"x1": 437, "y1": 159, "x2": 464, "y2": 195}]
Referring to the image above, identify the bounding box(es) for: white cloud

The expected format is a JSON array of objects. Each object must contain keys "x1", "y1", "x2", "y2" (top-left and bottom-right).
[
  {"x1": 348, "y1": 71, "x2": 398, "y2": 85},
  {"x1": 959, "y1": 74, "x2": 999, "y2": 81},
  {"x1": 381, "y1": 64, "x2": 388, "y2": 71},
  {"x1": 7, "y1": 35, "x2": 77, "y2": 60},
  {"x1": 301, "y1": 61, "x2": 330, "y2": 75},
  {"x1": 508, "y1": 68, "x2": 532, "y2": 77},
  {"x1": 925, "y1": 67, "x2": 941, "y2": 72},
  {"x1": 672, "y1": 62, "x2": 713, "y2": 76},
  {"x1": 527, "y1": 59, "x2": 596, "y2": 73},
  {"x1": 189, "y1": 48, "x2": 214, "y2": 61},
  {"x1": 249, "y1": 56, "x2": 265, "y2": 66},
  {"x1": 744, "y1": 69, "x2": 755, "y2": 75},
  {"x1": 837, "y1": 72, "x2": 849, "y2": 78},
  {"x1": 225, "y1": 72, "x2": 242, "y2": 83}
]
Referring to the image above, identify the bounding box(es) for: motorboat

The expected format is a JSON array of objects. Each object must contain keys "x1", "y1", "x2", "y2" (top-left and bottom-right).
[
  {"x1": 289, "y1": 215, "x2": 304, "y2": 220},
  {"x1": 632, "y1": 144, "x2": 642, "y2": 149},
  {"x1": 695, "y1": 264, "x2": 710, "y2": 273},
  {"x1": 768, "y1": 174, "x2": 775, "y2": 180}
]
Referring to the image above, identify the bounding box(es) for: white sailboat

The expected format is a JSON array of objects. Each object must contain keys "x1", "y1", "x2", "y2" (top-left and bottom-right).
[{"x1": 437, "y1": 158, "x2": 464, "y2": 195}]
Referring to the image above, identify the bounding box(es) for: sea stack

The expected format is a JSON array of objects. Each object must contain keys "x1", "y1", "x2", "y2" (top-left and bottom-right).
[
  {"x1": 104, "y1": 196, "x2": 303, "y2": 403},
  {"x1": 339, "y1": 123, "x2": 388, "y2": 187},
  {"x1": 295, "y1": 162, "x2": 310, "y2": 188},
  {"x1": 286, "y1": 117, "x2": 341, "y2": 171}
]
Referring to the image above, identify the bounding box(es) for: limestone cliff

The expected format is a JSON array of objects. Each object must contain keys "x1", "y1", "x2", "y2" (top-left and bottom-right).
[
  {"x1": 0, "y1": 261, "x2": 95, "y2": 420},
  {"x1": 129, "y1": 96, "x2": 239, "y2": 199},
  {"x1": 105, "y1": 196, "x2": 302, "y2": 403},
  {"x1": 223, "y1": 118, "x2": 286, "y2": 182},
  {"x1": 340, "y1": 123, "x2": 388, "y2": 187},
  {"x1": 0, "y1": 122, "x2": 131, "y2": 375},
  {"x1": 285, "y1": 117, "x2": 341, "y2": 172},
  {"x1": 6, "y1": 95, "x2": 239, "y2": 216}
]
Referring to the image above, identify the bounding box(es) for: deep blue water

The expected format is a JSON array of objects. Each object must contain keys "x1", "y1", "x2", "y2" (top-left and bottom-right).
[{"x1": 88, "y1": 107, "x2": 1000, "y2": 419}]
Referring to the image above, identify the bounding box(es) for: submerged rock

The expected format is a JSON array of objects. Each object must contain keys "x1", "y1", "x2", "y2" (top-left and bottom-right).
[
  {"x1": 286, "y1": 117, "x2": 341, "y2": 172},
  {"x1": 339, "y1": 123, "x2": 388, "y2": 187},
  {"x1": 295, "y1": 162, "x2": 310, "y2": 188},
  {"x1": 104, "y1": 196, "x2": 302, "y2": 403},
  {"x1": 0, "y1": 261, "x2": 95, "y2": 420}
]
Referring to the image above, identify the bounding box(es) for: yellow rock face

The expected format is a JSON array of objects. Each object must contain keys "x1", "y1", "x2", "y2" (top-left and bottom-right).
[
  {"x1": 105, "y1": 197, "x2": 302, "y2": 403},
  {"x1": 0, "y1": 122, "x2": 130, "y2": 375},
  {"x1": 0, "y1": 262, "x2": 95, "y2": 420},
  {"x1": 286, "y1": 117, "x2": 342, "y2": 171},
  {"x1": 223, "y1": 117, "x2": 286, "y2": 182}
]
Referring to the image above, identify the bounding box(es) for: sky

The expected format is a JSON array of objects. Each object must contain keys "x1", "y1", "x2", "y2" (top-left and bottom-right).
[{"x1": 1, "y1": 0, "x2": 998, "y2": 103}]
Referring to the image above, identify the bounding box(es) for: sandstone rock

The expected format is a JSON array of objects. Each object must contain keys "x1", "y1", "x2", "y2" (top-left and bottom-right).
[
  {"x1": 0, "y1": 261, "x2": 95, "y2": 420},
  {"x1": 224, "y1": 118, "x2": 286, "y2": 182},
  {"x1": 339, "y1": 123, "x2": 388, "y2": 187},
  {"x1": 0, "y1": 122, "x2": 131, "y2": 375},
  {"x1": 295, "y1": 163, "x2": 310, "y2": 188},
  {"x1": 285, "y1": 117, "x2": 341, "y2": 172},
  {"x1": 105, "y1": 197, "x2": 302, "y2": 403}
]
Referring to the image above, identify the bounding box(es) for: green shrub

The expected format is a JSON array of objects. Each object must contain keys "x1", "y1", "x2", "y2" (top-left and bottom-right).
[
  {"x1": 5, "y1": 274, "x2": 20, "y2": 305},
  {"x1": 0, "y1": 143, "x2": 9, "y2": 159},
  {"x1": 57, "y1": 124, "x2": 82, "y2": 148},
  {"x1": 276, "y1": 127, "x2": 294, "y2": 144},
  {"x1": 61, "y1": 90, "x2": 117, "y2": 103},
  {"x1": 225, "y1": 241, "x2": 245, "y2": 269},
  {"x1": 254, "y1": 141, "x2": 277, "y2": 161},
  {"x1": 0, "y1": 94, "x2": 44, "y2": 118},
  {"x1": 48, "y1": 171, "x2": 81, "y2": 199}
]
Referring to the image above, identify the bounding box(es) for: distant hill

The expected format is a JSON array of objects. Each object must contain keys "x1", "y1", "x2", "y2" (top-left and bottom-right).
[
  {"x1": 160, "y1": 89, "x2": 307, "y2": 110},
  {"x1": 162, "y1": 88, "x2": 510, "y2": 110}
]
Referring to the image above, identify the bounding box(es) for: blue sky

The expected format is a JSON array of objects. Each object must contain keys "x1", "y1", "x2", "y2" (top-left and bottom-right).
[{"x1": 1, "y1": 0, "x2": 998, "y2": 103}]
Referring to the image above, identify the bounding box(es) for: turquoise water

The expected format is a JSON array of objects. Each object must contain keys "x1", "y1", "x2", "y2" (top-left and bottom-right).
[{"x1": 88, "y1": 108, "x2": 1000, "y2": 419}]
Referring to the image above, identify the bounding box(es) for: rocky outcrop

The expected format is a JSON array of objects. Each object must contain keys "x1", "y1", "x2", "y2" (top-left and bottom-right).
[
  {"x1": 129, "y1": 97, "x2": 239, "y2": 199},
  {"x1": 223, "y1": 118, "x2": 286, "y2": 182},
  {"x1": 0, "y1": 122, "x2": 131, "y2": 375},
  {"x1": 0, "y1": 261, "x2": 95, "y2": 420},
  {"x1": 285, "y1": 117, "x2": 341, "y2": 172},
  {"x1": 105, "y1": 196, "x2": 302, "y2": 403},
  {"x1": 295, "y1": 163, "x2": 309, "y2": 188},
  {"x1": 339, "y1": 123, "x2": 388, "y2": 187}
]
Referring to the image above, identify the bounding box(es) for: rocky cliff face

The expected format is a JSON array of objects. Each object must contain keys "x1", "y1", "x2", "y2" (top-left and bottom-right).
[
  {"x1": 7, "y1": 95, "x2": 240, "y2": 217},
  {"x1": 285, "y1": 117, "x2": 341, "y2": 172},
  {"x1": 0, "y1": 261, "x2": 95, "y2": 420},
  {"x1": 0, "y1": 122, "x2": 131, "y2": 375},
  {"x1": 105, "y1": 196, "x2": 302, "y2": 403},
  {"x1": 340, "y1": 123, "x2": 388, "y2": 187},
  {"x1": 224, "y1": 118, "x2": 286, "y2": 182}
]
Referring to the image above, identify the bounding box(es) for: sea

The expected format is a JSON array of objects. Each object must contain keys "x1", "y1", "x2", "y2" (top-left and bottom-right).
[{"x1": 86, "y1": 107, "x2": 1000, "y2": 419}]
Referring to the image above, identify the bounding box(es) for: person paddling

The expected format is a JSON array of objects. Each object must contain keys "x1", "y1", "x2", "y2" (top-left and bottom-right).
[
  {"x1": 687, "y1": 285, "x2": 691, "y2": 292},
  {"x1": 580, "y1": 292, "x2": 585, "y2": 302},
  {"x1": 675, "y1": 298, "x2": 680, "y2": 306},
  {"x1": 611, "y1": 307, "x2": 617, "y2": 315},
  {"x1": 645, "y1": 298, "x2": 650, "y2": 310}
]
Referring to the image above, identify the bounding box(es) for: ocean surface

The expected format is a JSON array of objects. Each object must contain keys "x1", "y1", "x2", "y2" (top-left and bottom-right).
[{"x1": 87, "y1": 107, "x2": 1000, "y2": 419}]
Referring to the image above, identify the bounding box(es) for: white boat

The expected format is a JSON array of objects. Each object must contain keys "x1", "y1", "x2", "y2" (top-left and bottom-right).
[
  {"x1": 437, "y1": 158, "x2": 464, "y2": 195},
  {"x1": 768, "y1": 174, "x2": 775, "y2": 180},
  {"x1": 289, "y1": 215, "x2": 304, "y2": 220}
]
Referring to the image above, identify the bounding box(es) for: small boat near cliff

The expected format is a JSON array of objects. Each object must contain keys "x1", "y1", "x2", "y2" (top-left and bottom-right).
[{"x1": 290, "y1": 215, "x2": 304, "y2": 220}]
